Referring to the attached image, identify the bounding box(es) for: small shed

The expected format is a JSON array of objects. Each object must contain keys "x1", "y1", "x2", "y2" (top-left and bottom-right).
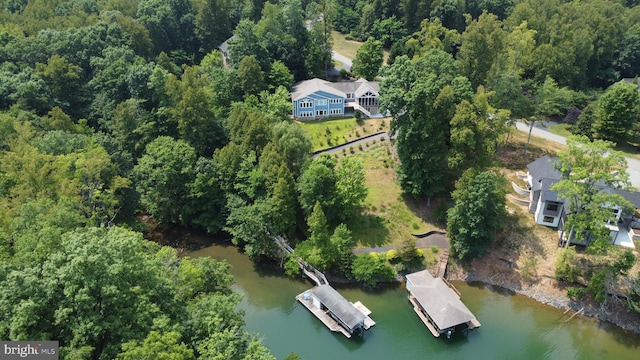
[
  {"x1": 406, "y1": 270, "x2": 480, "y2": 338},
  {"x1": 311, "y1": 284, "x2": 366, "y2": 335}
]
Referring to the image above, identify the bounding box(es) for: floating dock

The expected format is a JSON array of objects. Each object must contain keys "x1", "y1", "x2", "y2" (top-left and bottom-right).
[
  {"x1": 296, "y1": 285, "x2": 375, "y2": 338},
  {"x1": 406, "y1": 270, "x2": 480, "y2": 338}
]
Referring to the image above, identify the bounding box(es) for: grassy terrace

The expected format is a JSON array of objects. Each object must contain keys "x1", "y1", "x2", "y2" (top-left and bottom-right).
[
  {"x1": 347, "y1": 143, "x2": 442, "y2": 248},
  {"x1": 296, "y1": 117, "x2": 390, "y2": 151},
  {"x1": 549, "y1": 123, "x2": 640, "y2": 160},
  {"x1": 296, "y1": 117, "x2": 434, "y2": 248},
  {"x1": 332, "y1": 31, "x2": 390, "y2": 64}
]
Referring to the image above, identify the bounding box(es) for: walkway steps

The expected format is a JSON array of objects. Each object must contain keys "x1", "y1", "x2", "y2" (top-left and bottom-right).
[{"x1": 435, "y1": 249, "x2": 449, "y2": 278}]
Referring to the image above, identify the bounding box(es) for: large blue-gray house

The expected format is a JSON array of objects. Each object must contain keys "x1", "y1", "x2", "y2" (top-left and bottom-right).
[{"x1": 291, "y1": 78, "x2": 381, "y2": 120}]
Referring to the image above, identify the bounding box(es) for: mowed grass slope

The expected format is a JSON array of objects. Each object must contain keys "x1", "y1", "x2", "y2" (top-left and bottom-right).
[
  {"x1": 332, "y1": 31, "x2": 390, "y2": 64},
  {"x1": 346, "y1": 143, "x2": 441, "y2": 248},
  {"x1": 297, "y1": 117, "x2": 390, "y2": 151},
  {"x1": 297, "y1": 118, "x2": 432, "y2": 248}
]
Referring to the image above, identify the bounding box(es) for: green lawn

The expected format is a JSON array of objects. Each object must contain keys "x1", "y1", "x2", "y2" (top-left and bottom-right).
[
  {"x1": 548, "y1": 123, "x2": 640, "y2": 160},
  {"x1": 332, "y1": 31, "x2": 390, "y2": 64},
  {"x1": 548, "y1": 123, "x2": 573, "y2": 138},
  {"x1": 297, "y1": 117, "x2": 390, "y2": 151},
  {"x1": 345, "y1": 144, "x2": 442, "y2": 249}
]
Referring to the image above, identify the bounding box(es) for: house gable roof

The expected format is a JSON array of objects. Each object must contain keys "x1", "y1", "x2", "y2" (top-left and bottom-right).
[
  {"x1": 291, "y1": 78, "x2": 380, "y2": 101},
  {"x1": 406, "y1": 270, "x2": 477, "y2": 330},
  {"x1": 604, "y1": 188, "x2": 640, "y2": 208},
  {"x1": 527, "y1": 155, "x2": 640, "y2": 210},
  {"x1": 527, "y1": 155, "x2": 562, "y2": 191},
  {"x1": 312, "y1": 284, "x2": 365, "y2": 330},
  {"x1": 291, "y1": 78, "x2": 345, "y2": 101}
]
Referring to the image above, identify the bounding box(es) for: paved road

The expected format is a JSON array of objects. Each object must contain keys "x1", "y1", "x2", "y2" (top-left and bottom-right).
[
  {"x1": 515, "y1": 121, "x2": 640, "y2": 189},
  {"x1": 331, "y1": 51, "x2": 353, "y2": 73}
]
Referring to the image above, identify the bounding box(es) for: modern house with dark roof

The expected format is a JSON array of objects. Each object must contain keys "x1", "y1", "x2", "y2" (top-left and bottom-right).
[
  {"x1": 516, "y1": 156, "x2": 640, "y2": 248},
  {"x1": 291, "y1": 78, "x2": 381, "y2": 119},
  {"x1": 405, "y1": 270, "x2": 480, "y2": 338},
  {"x1": 525, "y1": 155, "x2": 564, "y2": 227}
]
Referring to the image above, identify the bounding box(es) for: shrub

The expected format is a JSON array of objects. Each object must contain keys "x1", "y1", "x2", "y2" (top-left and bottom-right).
[
  {"x1": 521, "y1": 257, "x2": 538, "y2": 283},
  {"x1": 355, "y1": 130, "x2": 360, "y2": 137},
  {"x1": 567, "y1": 287, "x2": 588, "y2": 300},
  {"x1": 412, "y1": 222, "x2": 419, "y2": 230},
  {"x1": 613, "y1": 250, "x2": 636, "y2": 275},
  {"x1": 416, "y1": 249, "x2": 424, "y2": 258},
  {"x1": 555, "y1": 247, "x2": 579, "y2": 283},
  {"x1": 358, "y1": 144, "x2": 363, "y2": 151},
  {"x1": 396, "y1": 237, "x2": 418, "y2": 262},
  {"x1": 386, "y1": 250, "x2": 398, "y2": 262},
  {"x1": 352, "y1": 253, "x2": 395, "y2": 286},
  {"x1": 355, "y1": 110, "x2": 363, "y2": 124},
  {"x1": 430, "y1": 246, "x2": 439, "y2": 253},
  {"x1": 588, "y1": 269, "x2": 609, "y2": 303},
  {"x1": 284, "y1": 255, "x2": 301, "y2": 277}
]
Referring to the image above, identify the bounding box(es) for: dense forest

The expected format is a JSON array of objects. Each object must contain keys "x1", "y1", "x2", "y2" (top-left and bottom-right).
[{"x1": 1, "y1": 0, "x2": 640, "y2": 358}]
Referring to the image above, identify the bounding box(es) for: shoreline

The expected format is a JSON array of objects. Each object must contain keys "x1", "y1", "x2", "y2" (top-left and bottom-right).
[
  {"x1": 447, "y1": 268, "x2": 640, "y2": 335},
  {"x1": 147, "y1": 224, "x2": 640, "y2": 335}
]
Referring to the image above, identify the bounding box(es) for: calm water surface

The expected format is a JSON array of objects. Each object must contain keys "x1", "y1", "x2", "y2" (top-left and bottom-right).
[{"x1": 190, "y1": 244, "x2": 640, "y2": 360}]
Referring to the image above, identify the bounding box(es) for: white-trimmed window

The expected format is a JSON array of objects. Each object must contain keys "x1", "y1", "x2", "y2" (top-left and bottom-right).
[
  {"x1": 330, "y1": 109, "x2": 342, "y2": 115},
  {"x1": 316, "y1": 99, "x2": 327, "y2": 106},
  {"x1": 346, "y1": 93, "x2": 354, "y2": 99},
  {"x1": 543, "y1": 216, "x2": 554, "y2": 223},
  {"x1": 316, "y1": 110, "x2": 327, "y2": 116},
  {"x1": 330, "y1": 98, "x2": 342, "y2": 104},
  {"x1": 299, "y1": 100, "x2": 312, "y2": 108},
  {"x1": 299, "y1": 111, "x2": 313, "y2": 117}
]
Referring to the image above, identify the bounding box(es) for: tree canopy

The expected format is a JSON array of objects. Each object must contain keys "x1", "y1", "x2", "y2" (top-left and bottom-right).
[
  {"x1": 552, "y1": 135, "x2": 634, "y2": 251},
  {"x1": 447, "y1": 170, "x2": 507, "y2": 259}
]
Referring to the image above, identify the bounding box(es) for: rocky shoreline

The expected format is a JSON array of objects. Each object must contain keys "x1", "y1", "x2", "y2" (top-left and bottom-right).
[{"x1": 448, "y1": 270, "x2": 640, "y2": 335}]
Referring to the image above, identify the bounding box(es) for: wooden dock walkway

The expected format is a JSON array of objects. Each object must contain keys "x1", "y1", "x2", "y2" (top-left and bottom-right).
[
  {"x1": 278, "y1": 235, "x2": 375, "y2": 338},
  {"x1": 435, "y1": 249, "x2": 449, "y2": 278}
]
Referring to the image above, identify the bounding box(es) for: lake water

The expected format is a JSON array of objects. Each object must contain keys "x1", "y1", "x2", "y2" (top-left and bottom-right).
[{"x1": 190, "y1": 244, "x2": 640, "y2": 360}]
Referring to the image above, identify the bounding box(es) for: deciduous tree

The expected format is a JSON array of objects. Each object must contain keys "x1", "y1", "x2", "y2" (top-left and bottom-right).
[
  {"x1": 447, "y1": 170, "x2": 507, "y2": 259},
  {"x1": 593, "y1": 82, "x2": 640, "y2": 142},
  {"x1": 352, "y1": 37, "x2": 384, "y2": 80},
  {"x1": 134, "y1": 136, "x2": 197, "y2": 225},
  {"x1": 551, "y1": 135, "x2": 634, "y2": 251}
]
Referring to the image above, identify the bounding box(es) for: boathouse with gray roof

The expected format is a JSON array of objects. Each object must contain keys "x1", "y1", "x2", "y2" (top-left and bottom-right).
[{"x1": 406, "y1": 270, "x2": 480, "y2": 338}]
